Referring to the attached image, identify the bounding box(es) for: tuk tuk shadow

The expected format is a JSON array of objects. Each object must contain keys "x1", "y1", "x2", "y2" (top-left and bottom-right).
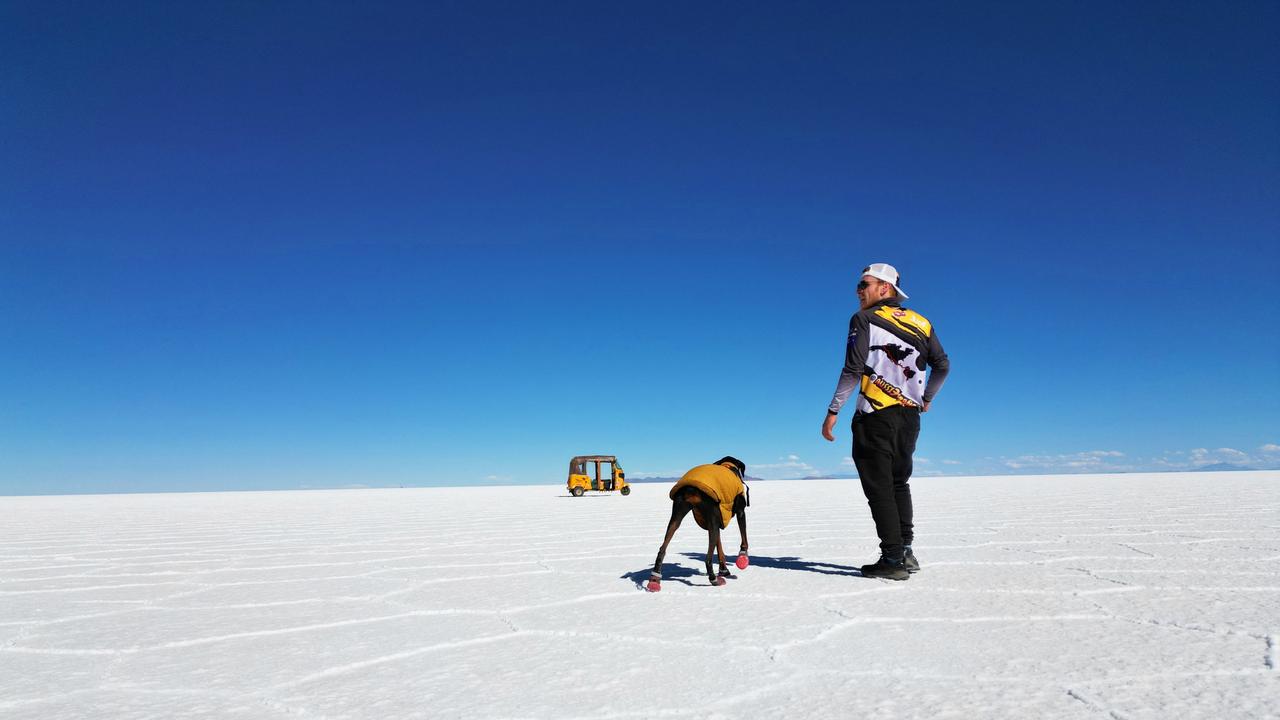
[
  {"x1": 620, "y1": 564, "x2": 705, "y2": 589},
  {"x1": 680, "y1": 553, "x2": 863, "y2": 578}
]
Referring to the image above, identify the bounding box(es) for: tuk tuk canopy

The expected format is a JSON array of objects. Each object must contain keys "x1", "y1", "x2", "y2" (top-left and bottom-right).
[{"x1": 569, "y1": 455, "x2": 619, "y2": 475}]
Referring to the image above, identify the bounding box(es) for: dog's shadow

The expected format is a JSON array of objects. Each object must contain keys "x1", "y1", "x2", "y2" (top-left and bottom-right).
[
  {"x1": 685, "y1": 553, "x2": 864, "y2": 577},
  {"x1": 620, "y1": 562, "x2": 710, "y2": 589}
]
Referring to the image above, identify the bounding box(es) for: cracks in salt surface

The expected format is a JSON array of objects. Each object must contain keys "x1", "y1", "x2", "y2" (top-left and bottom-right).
[
  {"x1": 1116, "y1": 542, "x2": 1156, "y2": 559},
  {"x1": 268, "y1": 628, "x2": 766, "y2": 694},
  {"x1": 1080, "y1": 589, "x2": 1280, "y2": 675},
  {"x1": 0, "y1": 590, "x2": 674, "y2": 657},
  {"x1": 1066, "y1": 565, "x2": 1138, "y2": 589},
  {"x1": 1066, "y1": 687, "x2": 1132, "y2": 720}
]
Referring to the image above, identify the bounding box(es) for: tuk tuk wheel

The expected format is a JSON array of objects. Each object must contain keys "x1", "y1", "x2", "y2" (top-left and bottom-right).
[
  {"x1": 620, "y1": 486, "x2": 631, "y2": 496},
  {"x1": 570, "y1": 487, "x2": 584, "y2": 497}
]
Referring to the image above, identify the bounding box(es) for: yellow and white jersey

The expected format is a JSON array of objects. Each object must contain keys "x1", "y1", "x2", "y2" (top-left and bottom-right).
[{"x1": 828, "y1": 300, "x2": 950, "y2": 415}]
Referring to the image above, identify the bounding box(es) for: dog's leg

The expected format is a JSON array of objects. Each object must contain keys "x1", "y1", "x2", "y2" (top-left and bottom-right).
[
  {"x1": 736, "y1": 505, "x2": 749, "y2": 568},
  {"x1": 705, "y1": 526, "x2": 719, "y2": 584},
  {"x1": 715, "y1": 534, "x2": 731, "y2": 578},
  {"x1": 702, "y1": 497, "x2": 725, "y2": 586},
  {"x1": 647, "y1": 497, "x2": 691, "y2": 592}
]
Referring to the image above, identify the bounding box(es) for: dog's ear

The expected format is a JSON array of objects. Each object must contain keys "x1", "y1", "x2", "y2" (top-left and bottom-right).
[{"x1": 715, "y1": 456, "x2": 746, "y2": 478}]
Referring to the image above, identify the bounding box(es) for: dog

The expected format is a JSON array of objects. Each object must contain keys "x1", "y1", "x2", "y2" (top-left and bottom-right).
[{"x1": 646, "y1": 456, "x2": 749, "y2": 592}]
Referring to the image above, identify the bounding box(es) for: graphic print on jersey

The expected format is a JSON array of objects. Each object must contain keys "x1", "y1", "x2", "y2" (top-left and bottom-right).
[
  {"x1": 869, "y1": 342, "x2": 918, "y2": 378},
  {"x1": 856, "y1": 323, "x2": 927, "y2": 413}
]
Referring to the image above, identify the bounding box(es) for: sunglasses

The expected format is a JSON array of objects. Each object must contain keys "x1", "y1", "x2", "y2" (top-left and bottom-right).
[{"x1": 856, "y1": 279, "x2": 880, "y2": 291}]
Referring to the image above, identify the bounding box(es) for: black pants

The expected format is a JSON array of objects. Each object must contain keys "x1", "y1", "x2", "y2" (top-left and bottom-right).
[{"x1": 851, "y1": 405, "x2": 920, "y2": 560}]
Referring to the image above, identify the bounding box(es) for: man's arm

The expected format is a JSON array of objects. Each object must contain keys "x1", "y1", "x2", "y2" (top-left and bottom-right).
[
  {"x1": 822, "y1": 313, "x2": 869, "y2": 440},
  {"x1": 921, "y1": 330, "x2": 949, "y2": 412}
]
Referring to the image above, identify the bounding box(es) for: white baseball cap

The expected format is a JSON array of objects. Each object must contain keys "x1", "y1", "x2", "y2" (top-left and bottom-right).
[{"x1": 862, "y1": 263, "x2": 909, "y2": 299}]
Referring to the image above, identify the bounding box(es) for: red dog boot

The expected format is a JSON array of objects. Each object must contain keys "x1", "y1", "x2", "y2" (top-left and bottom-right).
[
  {"x1": 645, "y1": 574, "x2": 661, "y2": 592},
  {"x1": 711, "y1": 573, "x2": 727, "y2": 586},
  {"x1": 736, "y1": 550, "x2": 749, "y2": 570}
]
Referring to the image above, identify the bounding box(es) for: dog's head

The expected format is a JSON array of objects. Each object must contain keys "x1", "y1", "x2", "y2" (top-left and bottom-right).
[{"x1": 714, "y1": 456, "x2": 746, "y2": 479}]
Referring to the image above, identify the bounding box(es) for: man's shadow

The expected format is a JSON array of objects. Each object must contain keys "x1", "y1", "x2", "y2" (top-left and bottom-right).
[{"x1": 622, "y1": 554, "x2": 869, "y2": 589}]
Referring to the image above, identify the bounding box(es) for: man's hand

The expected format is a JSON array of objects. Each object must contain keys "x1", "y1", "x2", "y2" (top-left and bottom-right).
[
  {"x1": 922, "y1": 401, "x2": 931, "y2": 413},
  {"x1": 821, "y1": 412, "x2": 838, "y2": 441}
]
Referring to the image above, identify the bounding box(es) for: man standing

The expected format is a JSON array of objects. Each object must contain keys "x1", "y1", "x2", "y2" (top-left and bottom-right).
[{"x1": 822, "y1": 263, "x2": 949, "y2": 580}]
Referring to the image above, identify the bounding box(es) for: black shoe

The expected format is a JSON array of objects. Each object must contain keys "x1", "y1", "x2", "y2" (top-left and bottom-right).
[
  {"x1": 860, "y1": 555, "x2": 909, "y2": 580},
  {"x1": 904, "y1": 548, "x2": 920, "y2": 574}
]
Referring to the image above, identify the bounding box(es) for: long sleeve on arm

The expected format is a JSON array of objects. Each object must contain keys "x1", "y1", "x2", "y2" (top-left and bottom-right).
[
  {"x1": 922, "y1": 331, "x2": 950, "y2": 404},
  {"x1": 828, "y1": 313, "x2": 870, "y2": 414}
]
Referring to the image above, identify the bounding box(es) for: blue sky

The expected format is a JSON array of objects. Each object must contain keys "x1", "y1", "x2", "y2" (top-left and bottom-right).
[{"x1": 3, "y1": 2, "x2": 1278, "y2": 494}]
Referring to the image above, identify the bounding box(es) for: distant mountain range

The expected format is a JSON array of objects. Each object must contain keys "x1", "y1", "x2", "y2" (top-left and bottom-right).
[{"x1": 1189, "y1": 462, "x2": 1257, "y2": 472}]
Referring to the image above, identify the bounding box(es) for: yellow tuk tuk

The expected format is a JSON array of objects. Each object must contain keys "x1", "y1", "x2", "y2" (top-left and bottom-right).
[{"x1": 567, "y1": 455, "x2": 630, "y2": 496}]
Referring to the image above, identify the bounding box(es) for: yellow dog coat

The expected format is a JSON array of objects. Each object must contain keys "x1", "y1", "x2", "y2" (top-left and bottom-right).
[{"x1": 670, "y1": 464, "x2": 745, "y2": 530}]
